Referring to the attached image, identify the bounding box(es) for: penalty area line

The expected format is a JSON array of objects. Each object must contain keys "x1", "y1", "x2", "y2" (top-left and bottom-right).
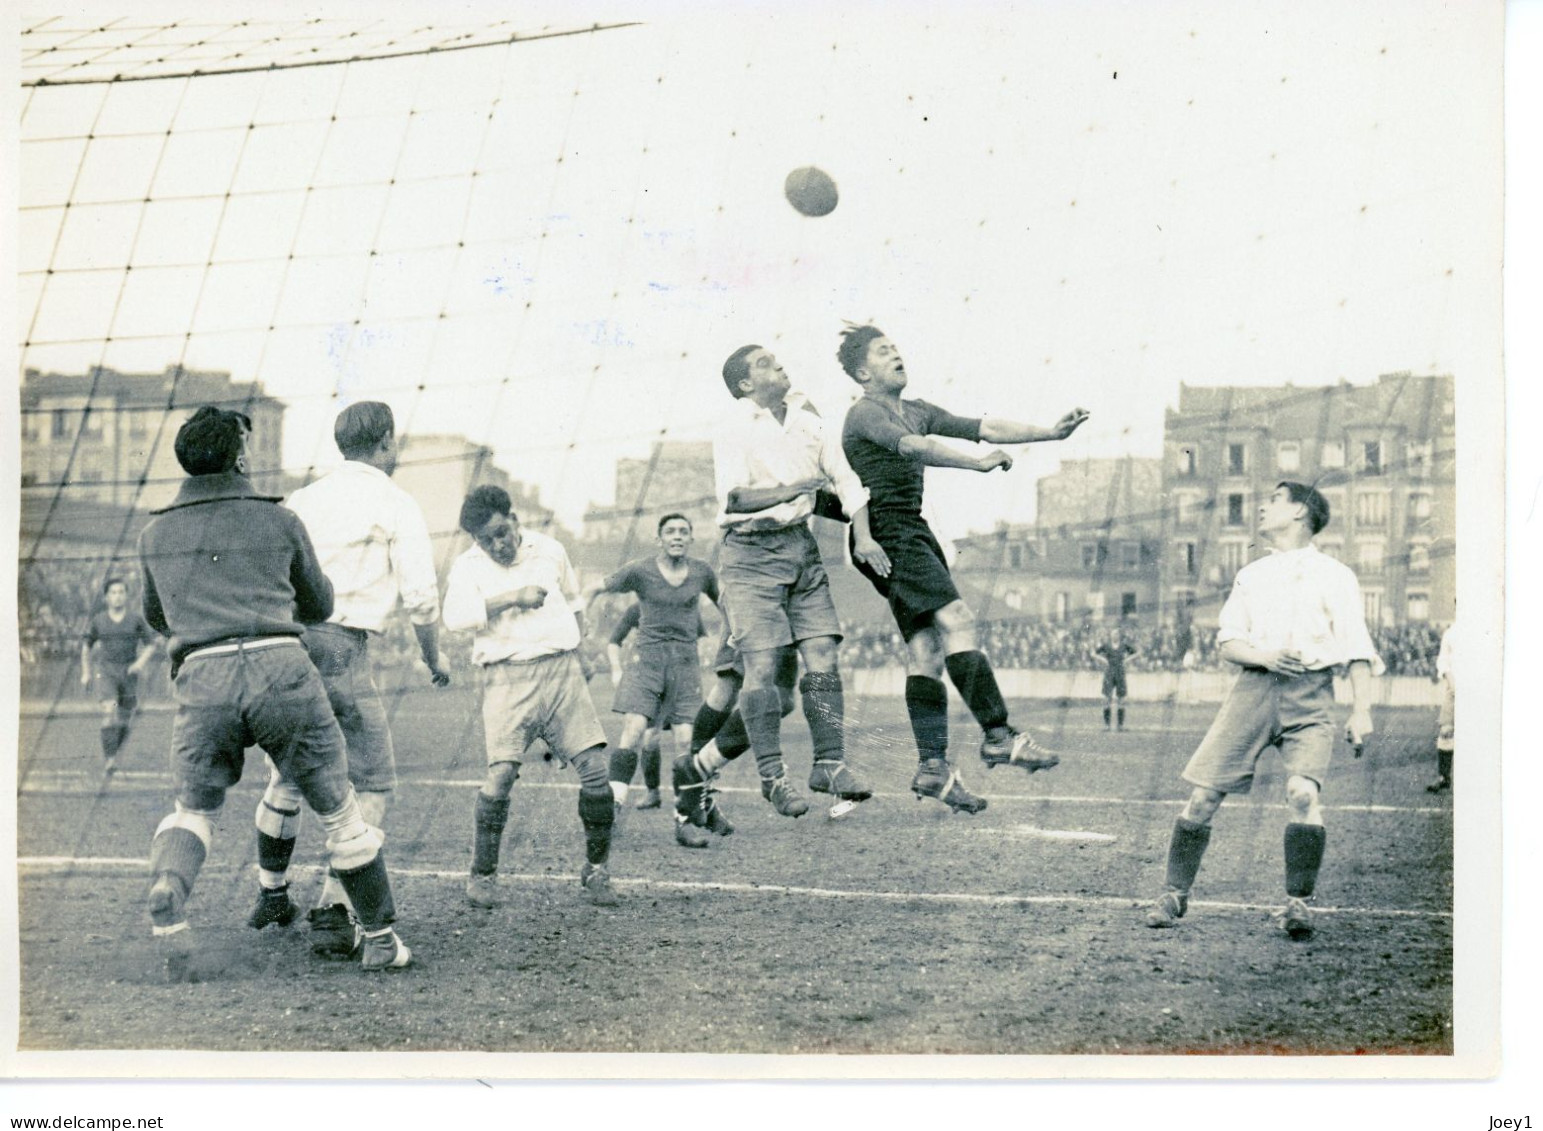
[{"x1": 16, "y1": 856, "x2": 1453, "y2": 920}]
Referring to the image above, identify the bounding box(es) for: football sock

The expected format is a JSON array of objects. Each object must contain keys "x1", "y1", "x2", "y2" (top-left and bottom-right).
[
  {"x1": 1284, "y1": 822, "x2": 1327, "y2": 898},
  {"x1": 1117, "y1": 706, "x2": 1126, "y2": 729},
  {"x1": 99, "y1": 724, "x2": 120, "y2": 761},
  {"x1": 578, "y1": 788, "x2": 615, "y2": 865},
  {"x1": 690, "y1": 703, "x2": 731, "y2": 755},
  {"x1": 944, "y1": 650, "x2": 1010, "y2": 732},
  {"x1": 1165, "y1": 817, "x2": 1212, "y2": 894},
  {"x1": 1103, "y1": 706, "x2": 1112, "y2": 727},
  {"x1": 1437, "y1": 749, "x2": 1453, "y2": 783},
  {"x1": 471, "y1": 793, "x2": 510, "y2": 877},
  {"x1": 334, "y1": 854, "x2": 395, "y2": 931},
  {"x1": 608, "y1": 745, "x2": 639, "y2": 804},
  {"x1": 799, "y1": 671, "x2": 845, "y2": 760},
  {"x1": 714, "y1": 710, "x2": 751, "y2": 763},
  {"x1": 641, "y1": 744, "x2": 662, "y2": 791},
  {"x1": 905, "y1": 676, "x2": 950, "y2": 764},
  {"x1": 740, "y1": 687, "x2": 786, "y2": 780}
]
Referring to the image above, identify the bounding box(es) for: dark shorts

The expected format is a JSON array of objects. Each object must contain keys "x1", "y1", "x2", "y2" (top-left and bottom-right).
[
  {"x1": 93, "y1": 662, "x2": 140, "y2": 712},
  {"x1": 169, "y1": 639, "x2": 349, "y2": 814},
  {"x1": 854, "y1": 510, "x2": 961, "y2": 640},
  {"x1": 711, "y1": 623, "x2": 744, "y2": 679},
  {"x1": 1102, "y1": 669, "x2": 1128, "y2": 698},
  {"x1": 614, "y1": 641, "x2": 704, "y2": 727},
  {"x1": 1182, "y1": 668, "x2": 1337, "y2": 795},
  {"x1": 718, "y1": 524, "x2": 843, "y2": 653},
  {"x1": 303, "y1": 623, "x2": 396, "y2": 792}
]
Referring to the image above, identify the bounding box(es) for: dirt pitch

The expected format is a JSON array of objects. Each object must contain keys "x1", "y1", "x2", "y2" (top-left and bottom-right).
[{"x1": 16, "y1": 683, "x2": 1453, "y2": 1056}]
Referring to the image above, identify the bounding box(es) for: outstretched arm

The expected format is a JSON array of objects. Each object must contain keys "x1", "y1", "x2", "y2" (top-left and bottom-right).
[
  {"x1": 895, "y1": 435, "x2": 1015, "y2": 473},
  {"x1": 978, "y1": 408, "x2": 1090, "y2": 445}
]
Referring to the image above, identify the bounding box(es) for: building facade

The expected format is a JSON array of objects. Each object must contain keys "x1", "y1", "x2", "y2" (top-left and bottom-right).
[{"x1": 1158, "y1": 373, "x2": 1455, "y2": 629}]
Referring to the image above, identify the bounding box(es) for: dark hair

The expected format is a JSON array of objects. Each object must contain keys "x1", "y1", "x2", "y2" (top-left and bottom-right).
[
  {"x1": 657, "y1": 512, "x2": 692, "y2": 535},
  {"x1": 722, "y1": 344, "x2": 762, "y2": 398},
  {"x1": 1278, "y1": 480, "x2": 1330, "y2": 535},
  {"x1": 334, "y1": 401, "x2": 394, "y2": 460},
  {"x1": 459, "y1": 485, "x2": 514, "y2": 535},
  {"x1": 174, "y1": 406, "x2": 251, "y2": 475},
  {"x1": 837, "y1": 324, "x2": 886, "y2": 381},
  {"x1": 102, "y1": 576, "x2": 127, "y2": 594}
]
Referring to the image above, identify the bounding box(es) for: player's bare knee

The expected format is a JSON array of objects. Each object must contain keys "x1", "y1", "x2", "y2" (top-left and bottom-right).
[
  {"x1": 356, "y1": 789, "x2": 391, "y2": 830},
  {"x1": 799, "y1": 635, "x2": 839, "y2": 672},
  {"x1": 1285, "y1": 776, "x2": 1321, "y2": 820},
  {"x1": 483, "y1": 761, "x2": 520, "y2": 798},
  {"x1": 619, "y1": 714, "x2": 649, "y2": 749},
  {"x1": 707, "y1": 676, "x2": 741, "y2": 711},
  {"x1": 1181, "y1": 787, "x2": 1224, "y2": 824},
  {"x1": 741, "y1": 649, "x2": 782, "y2": 689}
]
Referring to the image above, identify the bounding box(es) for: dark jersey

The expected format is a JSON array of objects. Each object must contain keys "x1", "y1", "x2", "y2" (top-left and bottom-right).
[
  {"x1": 609, "y1": 600, "x2": 707, "y2": 646},
  {"x1": 842, "y1": 397, "x2": 982, "y2": 513},
  {"x1": 600, "y1": 557, "x2": 718, "y2": 646},
  {"x1": 84, "y1": 608, "x2": 156, "y2": 666},
  {"x1": 1095, "y1": 642, "x2": 1136, "y2": 678}
]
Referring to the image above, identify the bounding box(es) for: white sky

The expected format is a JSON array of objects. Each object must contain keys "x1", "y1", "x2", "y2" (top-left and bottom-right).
[{"x1": 14, "y1": 1, "x2": 1501, "y2": 538}]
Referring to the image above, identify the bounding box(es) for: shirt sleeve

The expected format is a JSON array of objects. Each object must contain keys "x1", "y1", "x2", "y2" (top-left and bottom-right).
[
  {"x1": 135, "y1": 615, "x2": 157, "y2": 648},
  {"x1": 1214, "y1": 573, "x2": 1252, "y2": 648},
  {"x1": 601, "y1": 561, "x2": 641, "y2": 595},
  {"x1": 843, "y1": 399, "x2": 912, "y2": 453},
  {"x1": 391, "y1": 491, "x2": 442, "y2": 627},
  {"x1": 917, "y1": 400, "x2": 983, "y2": 443},
  {"x1": 137, "y1": 532, "x2": 168, "y2": 636},
  {"x1": 82, "y1": 615, "x2": 99, "y2": 646},
  {"x1": 701, "y1": 563, "x2": 720, "y2": 604},
  {"x1": 1327, "y1": 563, "x2": 1385, "y2": 674},
  {"x1": 440, "y1": 556, "x2": 488, "y2": 633},
  {"x1": 818, "y1": 414, "x2": 870, "y2": 519},
  {"x1": 287, "y1": 514, "x2": 335, "y2": 626},
  {"x1": 609, "y1": 602, "x2": 640, "y2": 645},
  {"x1": 712, "y1": 412, "x2": 754, "y2": 513}
]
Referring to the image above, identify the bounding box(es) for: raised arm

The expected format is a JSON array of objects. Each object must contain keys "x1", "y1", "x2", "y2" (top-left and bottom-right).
[
  {"x1": 895, "y1": 435, "x2": 1014, "y2": 472},
  {"x1": 978, "y1": 408, "x2": 1090, "y2": 445}
]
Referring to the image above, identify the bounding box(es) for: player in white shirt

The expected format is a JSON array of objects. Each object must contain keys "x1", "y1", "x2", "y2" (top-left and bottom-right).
[
  {"x1": 1428, "y1": 622, "x2": 1455, "y2": 793},
  {"x1": 247, "y1": 402, "x2": 451, "y2": 955},
  {"x1": 1145, "y1": 482, "x2": 1380, "y2": 941},
  {"x1": 443, "y1": 486, "x2": 619, "y2": 907}
]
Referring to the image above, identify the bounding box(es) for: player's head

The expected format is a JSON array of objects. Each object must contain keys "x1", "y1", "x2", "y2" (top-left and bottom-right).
[
  {"x1": 1262, "y1": 481, "x2": 1330, "y2": 537},
  {"x1": 656, "y1": 512, "x2": 693, "y2": 556},
  {"x1": 174, "y1": 406, "x2": 252, "y2": 476},
  {"x1": 722, "y1": 345, "x2": 789, "y2": 405},
  {"x1": 838, "y1": 324, "x2": 905, "y2": 392},
  {"x1": 334, "y1": 401, "x2": 398, "y2": 474},
  {"x1": 102, "y1": 576, "x2": 128, "y2": 609},
  {"x1": 460, "y1": 485, "x2": 520, "y2": 566}
]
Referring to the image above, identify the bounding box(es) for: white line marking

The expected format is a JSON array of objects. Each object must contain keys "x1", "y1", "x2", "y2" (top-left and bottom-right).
[
  {"x1": 991, "y1": 825, "x2": 1118, "y2": 843},
  {"x1": 15, "y1": 856, "x2": 1453, "y2": 920},
  {"x1": 15, "y1": 772, "x2": 1453, "y2": 815}
]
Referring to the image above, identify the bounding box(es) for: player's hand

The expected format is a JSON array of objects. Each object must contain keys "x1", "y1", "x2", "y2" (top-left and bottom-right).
[
  {"x1": 1345, "y1": 707, "x2": 1374, "y2": 756},
  {"x1": 1262, "y1": 649, "x2": 1307, "y2": 677},
  {"x1": 977, "y1": 449, "x2": 1014, "y2": 473},
  {"x1": 1050, "y1": 408, "x2": 1092, "y2": 439},
  {"x1": 852, "y1": 535, "x2": 892, "y2": 578},
  {"x1": 428, "y1": 663, "x2": 451, "y2": 688},
  {"x1": 514, "y1": 585, "x2": 548, "y2": 609}
]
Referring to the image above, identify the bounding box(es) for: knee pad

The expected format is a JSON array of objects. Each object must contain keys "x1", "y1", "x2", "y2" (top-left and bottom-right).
[
  {"x1": 318, "y1": 795, "x2": 384, "y2": 871},
  {"x1": 155, "y1": 803, "x2": 219, "y2": 852},
  {"x1": 257, "y1": 777, "x2": 305, "y2": 839},
  {"x1": 571, "y1": 746, "x2": 611, "y2": 792}
]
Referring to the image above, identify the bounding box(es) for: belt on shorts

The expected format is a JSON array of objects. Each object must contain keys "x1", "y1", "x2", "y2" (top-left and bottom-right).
[
  {"x1": 723, "y1": 519, "x2": 810, "y2": 538},
  {"x1": 182, "y1": 635, "x2": 302, "y2": 661}
]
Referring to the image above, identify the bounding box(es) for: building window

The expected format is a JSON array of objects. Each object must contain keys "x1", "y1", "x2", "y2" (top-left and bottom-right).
[
  {"x1": 1357, "y1": 540, "x2": 1385, "y2": 572},
  {"x1": 1408, "y1": 543, "x2": 1431, "y2": 573},
  {"x1": 1081, "y1": 544, "x2": 1097, "y2": 570},
  {"x1": 128, "y1": 411, "x2": 149, "y2": 437},
  {"x1": 1177, "y1": 541, "x2": 1198, "y2": 576},
  {"x1": 80, "y1": 408, "x2": 102, "y2": 436},
  {"x1": 1121, "y1": 542, "x2": 1140, "y2": 570},
  {"x1": 1276, "y1": 441, "x2": 1300, "y2": 473},
  {"x1": 51, "y1": 409, "x2": 70, "y2": 439},
  {"x1": 1361, "y1": 440, "x2": 1382, "y2": 475},
  {"x1": 1173, "y1": 588, "x2": 1197, "y2": 611},
  {"x1": 1409, "y1": 492, "x2": 1432, "y2": 519},
  {"x1": 1407, "y1": 440, "x2": 1432, "y2": 477},
  {"x1": 1121, "y1": 592, "x2": 1138, "y2": 618},
  {"x1": 1407, "y1": 592, "x2": 1430, "y2": 622},
  {"x1": 1364, "y1": 589, "x2": 1383, "y2": 626},
  {"x1": 1321, "y1": 440, "x2": 1345, "y2": 468},
  {"x1": 1354, "y1": 492, "x2": 1388, "y2": 528},
  {"x1": 1175, "y1": 446, "x2": 1198, "y2": 477},
  {"x1": 1054, "y1": 592, "x2": 1071, "y2": 622},
  {"x1": 1007, "y1": 544, "x2": 1024, "y2": 571},
  {"x1": 22, "y1": 413, "x2": 40, "y2": 442},
  {"x1": 1226, "y1": 493, "x2": 1246, "y2": 526},
  {"x1": 21, "y1": 472, "x2": 38, "y2": 487},
  {"x1": 1174, "y1": 492, "x2": 1201, "y2": 527},
  {"x1": 1226, "y1": 443, "x2": 1248, "y2": 476},
  {"x1": 1220, "y1": 540, "x2": 1248, "y2": 576}
]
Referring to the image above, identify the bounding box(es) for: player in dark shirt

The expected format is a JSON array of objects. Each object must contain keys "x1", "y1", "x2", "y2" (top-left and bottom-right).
[
  {"x1": 1094, "y1": 629, "x2": 1138, "y2": 730},
  {"x1": 586, "y1": 513, "x2": 722, "y2": 846},
  {"x1": 838, "y1": 324, "x2": 1089, "y2": 812},
  {"x1": 80, "y1": 576, "x2": 158, "y2": 773}
]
